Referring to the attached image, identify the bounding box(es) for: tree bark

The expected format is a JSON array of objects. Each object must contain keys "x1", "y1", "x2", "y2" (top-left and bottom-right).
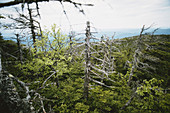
[
  {"x1": 84, "y1": 21, "x2": 91, "y2": 100},
  {"x1": 0, "y1": 49, "x2": 2, "y2": 72},
  {"x1": 16, "y1": 34, "x2": 23, "y2": 63},
  {"x1": 27, "y1": 3, "x2": 37, "y2": 50}
]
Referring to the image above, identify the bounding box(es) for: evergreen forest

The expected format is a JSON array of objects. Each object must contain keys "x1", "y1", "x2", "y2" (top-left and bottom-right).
[{"x1": 0, "y1": 0, "x2": 170, "y2": 113}]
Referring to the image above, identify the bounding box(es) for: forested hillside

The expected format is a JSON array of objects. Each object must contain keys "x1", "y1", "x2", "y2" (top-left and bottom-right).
[{"x1": 0, "y1": 24, "x2": 170, "y2": 112}]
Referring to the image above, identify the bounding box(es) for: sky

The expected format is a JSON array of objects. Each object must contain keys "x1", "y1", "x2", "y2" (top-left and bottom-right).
[{"x1": 0, "y1": 0, "x2": 170, "y2": 34}]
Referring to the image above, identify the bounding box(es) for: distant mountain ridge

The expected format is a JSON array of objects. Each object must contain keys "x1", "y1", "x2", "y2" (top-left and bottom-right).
[
  {"x1": 94, "y1": 28, "x2": 170, "y2": 39},
  {"x1": 1, "y1": 28, "x2": 170, "y2": 40}
]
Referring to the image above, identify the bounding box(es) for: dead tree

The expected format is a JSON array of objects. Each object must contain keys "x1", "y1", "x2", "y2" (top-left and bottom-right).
[
  {"x1": 84, "y1": 21, "x2": 91, "y2": 100},
  {"x1": 7, "y1": 6, "x2": 43, "y2": 51},
  {"x1": 123, "y1": 25, "x2": 157, "y2": 110},
  {"x1": 27, "y1": 3, "x2": 36, "y2": 48},
  {"x1": 0, "y1": 49, "x2": 2, "y2": 72},
  {"x1": 69, "y1": 32, "x2": 74, "y2": 54},
  {"x1": 127, "y1": 25, "x2": 152, "y2": 86},
  {"x1": 15, "y1": 34, "x2": 23, "y2": 63},
  {"x1": 82, "y1": 21, "x2": 117, "y2": 100}
]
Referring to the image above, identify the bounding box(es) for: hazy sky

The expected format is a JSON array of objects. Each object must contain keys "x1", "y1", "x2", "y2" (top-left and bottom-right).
[{"x1": 0, "y1": 0, "x2": 170, "y2": 32}]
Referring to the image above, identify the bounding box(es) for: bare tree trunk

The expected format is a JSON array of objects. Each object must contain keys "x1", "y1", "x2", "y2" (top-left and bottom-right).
[
  {"x1": 109, "y1": 35, "x2": 115, "y2": 72},
  {"x1": 128, "y1": 25, "x2": 151, "y2": 86},
  {"x1": 101, "y1": 39, "x2": 107, "y2": 82},
  {"x1": 84, "y1": 21, "x2": 91, "y2": 100},
  {"x1": 0, "y1": 49, "x2": 2, "y2": 72},
  {"x1": 27, "y1": 3, "x2": 36, "y2": 50},
  {"x1": 16, "y1": 34, "x2": 23, "y2": 63},
  {"x1": 69, "y1": 32, "x2": 73, "y2": 55}
]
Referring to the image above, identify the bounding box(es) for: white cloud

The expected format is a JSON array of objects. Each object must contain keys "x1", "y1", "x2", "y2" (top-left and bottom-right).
[
  {"x1": 0, "y1": 0, "x2": 170, "y2": 32},
  {"x1": 84, "y1": 0, "x2": 170, "y2": 29},
  {"x1": 0, "y1": 0, "x2": 12, "y2": 3}
]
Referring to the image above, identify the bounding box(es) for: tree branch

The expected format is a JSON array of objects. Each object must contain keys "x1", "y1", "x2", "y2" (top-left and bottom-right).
[
  {"x1": 0, "y1": 0, "x2": 49, "y2": 8},
  {"x1": 120, "y1": 93, "x2": 136, "y2": 110},
  {"x1": 0, "y1": 0, "x2": 93, "y2": 8},
  {"x1": 88, "y1": 77, "x2": 113, "y2": 88},
  {"x1": 42, "y1": 71, "x2": 56, "y2": 88}
]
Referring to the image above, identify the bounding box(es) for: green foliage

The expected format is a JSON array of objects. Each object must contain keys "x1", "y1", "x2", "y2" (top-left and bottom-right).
[
  {"x1": 75, "y1": 103, "x2": 89, "y2": 113},
  {"x1": 133, "y1": 78, "x2": 169, "y2": 112},
  {"x1": 2, "y1": 25, "x2": 170, "y2": 113},
  {"x1": 0, "y1": 33, "x2": 30, "y2": 75},
  {"x1": 50, "y1": 78, "x2": 86, "y2": 112},
  {"x1": 114, "y1": 35, "x2": 170, "y2": 87},
  {"x1": 17, "y1": 25, "x2": 71, "y2": 81},
  {"x1": 143, "y1": 40, "x2": 170, "y2": 87}
]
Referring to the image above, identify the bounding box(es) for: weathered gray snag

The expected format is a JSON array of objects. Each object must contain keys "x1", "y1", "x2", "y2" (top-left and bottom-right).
[
  {"x1": 127, "y1": 25, "x2": 146, "y2": 86},
  {"x1": 27, "y1": 3, "x2": 37, "y2": 49},
  {"x1": 84, "y1": 21, "x2": 91, "y2": 100},
  {"x1": 127, "y1": 25, "x2": 154, "y2": 86},
  {"x1": 0, "y1": 49, "x2": 2, "y2": 72},
  {"x1": 15, "y1": 34, "x2": 23, "y2": 63}
]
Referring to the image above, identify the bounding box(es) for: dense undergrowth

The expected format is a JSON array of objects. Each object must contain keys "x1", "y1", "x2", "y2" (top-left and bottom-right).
[{"x1": 0, "y1": 26, "x2": 170, "y2": 113}]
